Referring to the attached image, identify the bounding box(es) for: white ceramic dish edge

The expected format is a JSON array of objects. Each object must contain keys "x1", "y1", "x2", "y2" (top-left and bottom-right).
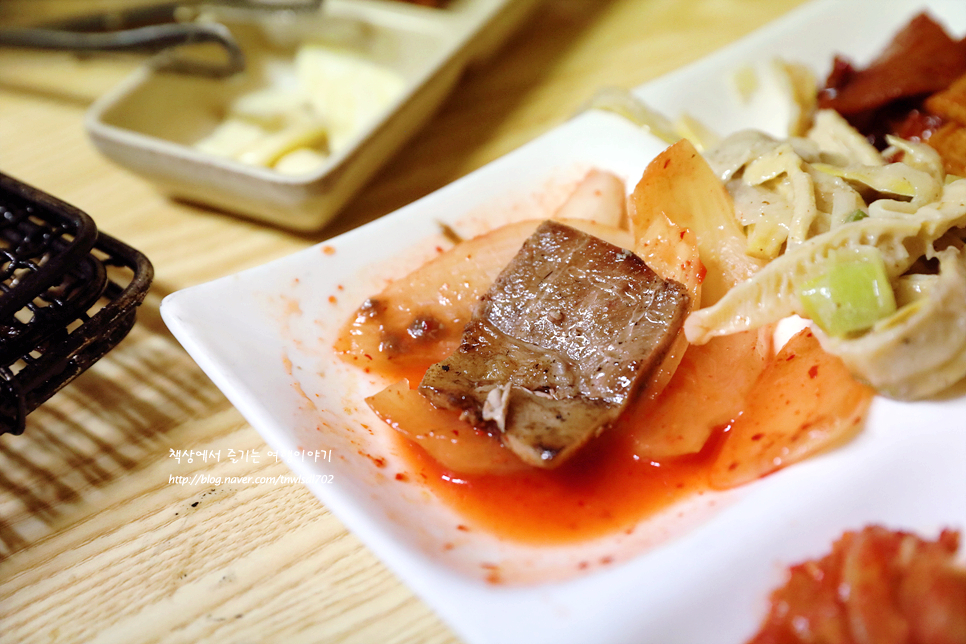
[{"x1": 85, "y1": 0, "x2": 541, "y2": 232}]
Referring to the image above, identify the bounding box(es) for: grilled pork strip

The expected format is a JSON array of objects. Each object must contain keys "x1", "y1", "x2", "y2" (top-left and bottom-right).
[{"x1": 418, "y1": 220, "x2": 689, "y2": 469}]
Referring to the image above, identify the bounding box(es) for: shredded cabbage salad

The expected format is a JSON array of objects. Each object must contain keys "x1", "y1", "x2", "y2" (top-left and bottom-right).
[{"x1": 586, "y1": 65, "x2": 966, "y2": 400}]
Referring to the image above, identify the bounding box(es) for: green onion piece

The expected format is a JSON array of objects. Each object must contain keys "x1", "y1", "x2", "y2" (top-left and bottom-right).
[
  {"x1": 799, "y1": 246, "x2": 897, "y2": 336},
  {"x1": 844, "y1": 209, "x2": 868, "y2": 223}
]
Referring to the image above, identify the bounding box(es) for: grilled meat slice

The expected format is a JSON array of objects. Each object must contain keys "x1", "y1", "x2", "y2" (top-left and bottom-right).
[{"x1": 418, "y1": 220, "x2": 689, "y2": 469}]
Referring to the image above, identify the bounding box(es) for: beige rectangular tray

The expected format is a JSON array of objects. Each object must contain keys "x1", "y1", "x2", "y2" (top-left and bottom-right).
[{"x1": 85, "y1": 0, "x2": 540, "y2": 231}]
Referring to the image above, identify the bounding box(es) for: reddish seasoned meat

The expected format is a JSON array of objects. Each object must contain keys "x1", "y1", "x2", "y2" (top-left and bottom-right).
[
  {"x1": 817, "y1": 13, "x2": 966, "y2": 150},
  {"x1": 418, "y1": 220, "x2": 689, "y2": 469},
  {"x1": 818, "y1": 13, "x2": 966, "y2": 116}
]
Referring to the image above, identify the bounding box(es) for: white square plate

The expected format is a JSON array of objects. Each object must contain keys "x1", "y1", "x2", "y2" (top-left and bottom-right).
[{"x1": 161, "y1": 1, "x2": 966, "y2": 642}]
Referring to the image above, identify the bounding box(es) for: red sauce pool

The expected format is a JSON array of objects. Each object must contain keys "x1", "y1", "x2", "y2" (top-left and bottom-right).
[{"x1": 394, "y1": 399, "x2": 726, "y2": 545}]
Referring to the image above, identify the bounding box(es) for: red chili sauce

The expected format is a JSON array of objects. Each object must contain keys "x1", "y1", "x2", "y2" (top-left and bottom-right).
[{"x1": 391, "y1": 385, "x2": 726, "y2": 545}]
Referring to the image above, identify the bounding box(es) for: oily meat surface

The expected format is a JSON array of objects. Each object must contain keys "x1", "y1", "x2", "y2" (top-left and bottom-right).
[{"x1": 419, "y1": 220, "x2": 689, "y2": 468}]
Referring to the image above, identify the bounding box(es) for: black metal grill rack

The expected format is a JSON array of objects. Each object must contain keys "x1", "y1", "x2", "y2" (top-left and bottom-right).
[{"x1": 0, "y1": 172, "x2": 154, "y2": 435}]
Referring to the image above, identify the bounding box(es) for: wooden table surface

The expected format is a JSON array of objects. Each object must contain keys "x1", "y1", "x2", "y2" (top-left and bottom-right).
[{"x1": 0, "y1": 1, "x2": 808, "y2": 642}]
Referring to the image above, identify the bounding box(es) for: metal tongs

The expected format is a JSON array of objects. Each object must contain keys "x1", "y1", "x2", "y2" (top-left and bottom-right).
[{"x1": 0, "y1": 1, "x2": 323, "y2": 78}]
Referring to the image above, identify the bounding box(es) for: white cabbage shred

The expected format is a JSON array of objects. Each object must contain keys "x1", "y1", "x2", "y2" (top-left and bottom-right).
[
  {"x1": 819, "y1": 247, "x2": 966, "y2": 400},
  {"x1": 685, "y1": 109, "x2": 966, "y2": 400},
  {"x1": 584, "y1": 83, "x2": 966, "y2": 399}
]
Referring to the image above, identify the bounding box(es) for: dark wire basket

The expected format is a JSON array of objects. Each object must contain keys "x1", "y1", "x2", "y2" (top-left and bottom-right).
[{"x1": 0, "y1": 172, "x2": 154, "y2": 435}]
